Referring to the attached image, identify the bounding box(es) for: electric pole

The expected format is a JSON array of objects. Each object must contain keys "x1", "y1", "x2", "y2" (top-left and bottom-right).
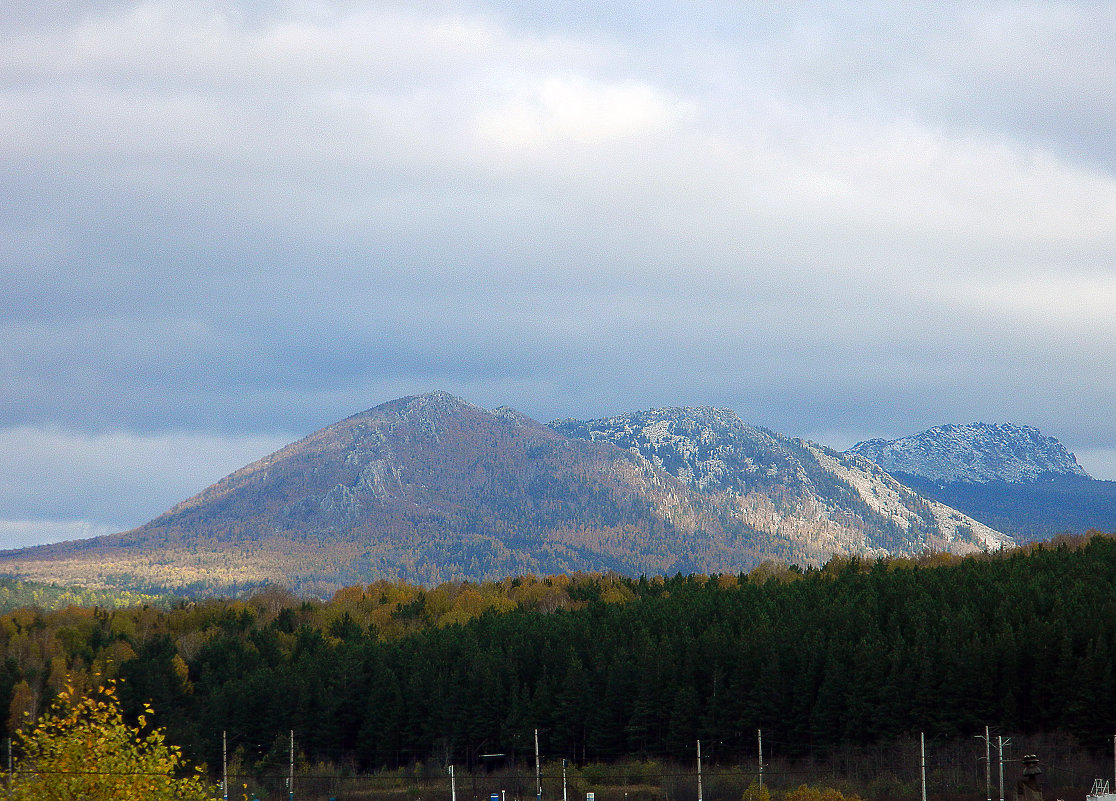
[
  {"x1": 997, "y1": 735, "x2": 1012, "y2": 801},
  {"x1": 757, "y1": 729, "x2": 764, "y2": 789},
  {"x1": 289, "y1": 729, "x2": 294, "y2": 801},
  {"x1": 535, "y1": 728, "x2": 542, "y2": 801},
  {"x1": 975, "y1": 726, "x2": 991, "y2": 801},
  {"x1": 697, "y1": 740, "x2": 703, "y2": 801},
  {"x1": 223, "y1": 730, "x2": 228, "y2": 801},
  {"x1": 450, "y1": 764, "x2": 457, "y2": 801},
  {"x1": 920, "y1": 732, "x2": 927, "y2": 801}
]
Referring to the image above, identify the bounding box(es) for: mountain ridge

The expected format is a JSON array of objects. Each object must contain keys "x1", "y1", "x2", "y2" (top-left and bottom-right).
[
  {"x1": 847, "y1": 421, "x2": 1114, "y2": 540},
  {"x1": 848, "y1": 422, "x2": 1090, "y2": 483},
  {"x1": 552, "y1": 406, "x2": 1008, "y2": 559},
  {"x1": 0, "y1": 393, "x2": 1012, "y2": 593}
]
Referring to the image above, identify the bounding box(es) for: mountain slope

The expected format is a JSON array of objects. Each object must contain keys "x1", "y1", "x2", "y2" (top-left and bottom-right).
[
  {"x1": 0, "y1": 394, "x2": 1011, "y2": 594},
  {"x1": 848, "y1": 423, "x2": 1090, "y2": 483},
  {"x1": 848, "y1": 423, "x2": 1116, "y2": 540},
  {"x1": 0, "y1": 393, "x2": 763, "y2": 592},
  {"x1": 551, "y1": 407, "x2": 1011, "y2": 560}
]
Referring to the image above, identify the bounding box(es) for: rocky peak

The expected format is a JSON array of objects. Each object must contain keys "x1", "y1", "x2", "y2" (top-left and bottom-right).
[
  {"x1": 551, "y1": 406, "x2": 791, "y2": 494},
  {"x1": 848, "y1": 422, "x2": 1090, "y2": 483},
  {"x1": 554, "y1": 406, "x2": 1013, "y2": 556}
]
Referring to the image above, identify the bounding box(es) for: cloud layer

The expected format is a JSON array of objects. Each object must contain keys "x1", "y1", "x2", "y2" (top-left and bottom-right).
[{"x1": 2, "y1": 1, "x2": 1115, "y2": 545}]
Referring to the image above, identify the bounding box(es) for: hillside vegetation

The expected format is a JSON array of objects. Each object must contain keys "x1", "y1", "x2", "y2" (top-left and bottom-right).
[
  {"x1": 896, "y1": 474, "x2": 1116, "y2": 541},
  {"x1": 1, "y1": 533, "x2": 1115, "y2": 795},
  {"x1": 0, "y1": 577, "x2": 173, "y2": 613}
]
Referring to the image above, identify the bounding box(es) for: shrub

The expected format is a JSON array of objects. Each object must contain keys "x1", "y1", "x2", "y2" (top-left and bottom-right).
[{"x1": 5, "y1": 678, "x2": 213, "y2": 801}]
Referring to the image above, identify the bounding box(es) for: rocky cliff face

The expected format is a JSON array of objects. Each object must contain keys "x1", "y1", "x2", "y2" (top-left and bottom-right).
[
  {"x1": 848, "y1": 422, "x2": 1090, "y2": 484},
  {"x1": 552, "y1": 407, "x2": 1012, "y2": 559}
]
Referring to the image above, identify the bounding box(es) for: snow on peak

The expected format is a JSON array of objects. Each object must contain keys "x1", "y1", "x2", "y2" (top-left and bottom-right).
[
  {"x1": 553, "y1": 408, "x2": 1014, "y2": 558},
  {"x1": 848, "y1": 422, "x2": 1090, "y2": 483}
]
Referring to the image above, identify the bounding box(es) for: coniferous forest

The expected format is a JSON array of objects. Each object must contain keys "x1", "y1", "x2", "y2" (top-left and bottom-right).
[{"x1": 3, "y1": 534, "x2": 1116, "y2": 799}]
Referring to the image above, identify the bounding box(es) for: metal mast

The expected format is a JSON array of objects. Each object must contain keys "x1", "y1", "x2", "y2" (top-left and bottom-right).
[
  {"x1": 758, "y1": 729, "x2": 764, "y2": 789},
  {"x1": 535, "y1": 728, "x2": 542, "y2": 801},
  {"x1": 697, "y1": 740, "x2": 703, "y2": 801}
]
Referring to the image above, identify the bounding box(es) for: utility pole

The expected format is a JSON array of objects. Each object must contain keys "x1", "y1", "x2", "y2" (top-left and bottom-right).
[
  {"x1": 757, "y1": 729, "x2": 764, "y2": 789},
  {"x1": 223, "y1": 730, "x2": 228, "y2": 801},
  {"x1": 920, "y1": 732, "x2": 927, "y2": 801},
  {"x1": 562, "y1": 759, "x2": 568, "y2": 801},
  {"x1": 535, "y1": 729, "x2": 542, "y2": 801},
  {"x1": 289, "y1": 729, "x2": 295, "y2": 801},
  {"x1": 450, "y1": 764, "x2": 457, "y2": 801},
  {"x1": 974, "y1": 726, "x2": 991, "y2": 801},
  {"x1": 985, "y1": 727, "x2": 991, "y2": 801},
  {"x1": 697, "y1": 740, "x2": 703, "y2": 801},
  {"x1": 997, "y1": 735, "x2": 1012, "y2": 801}
]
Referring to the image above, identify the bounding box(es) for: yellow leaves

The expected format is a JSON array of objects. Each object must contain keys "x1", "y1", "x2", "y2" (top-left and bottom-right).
[
  {"x1": 6, "y1": 680, "x2": 36, "y2": 733},
  {"x1": 598, "y1": 582, "x2": 636, "y2": 604},
  {"x1": 108, "y1": 638, "x2": 137, "y2": 665},
  {"x1": 331, "y1": 584, "x2": 366, "y2": 605},
  {"x1": 171, "y1": 654, "x2": 192, "y2": 693},
  {"x1": 915, "y1": 551, "x2": 962, "y2": 568},
  {"x1": 742, "y1": 781, "x2": 771, "y2": 801},
  {"x1": 781, "y1": 785, "x2": 863, "y2": 801},
  {"x1": 748, "y1": 560, "x2": 803, "y2": 584},
  {"x1": 6, "y1": 675, "x2": 214, "y2": 801}
]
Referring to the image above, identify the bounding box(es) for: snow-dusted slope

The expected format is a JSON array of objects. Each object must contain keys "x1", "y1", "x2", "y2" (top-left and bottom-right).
[
  {"x1": 810, "y1": 447, "x2": 1008, "y2": 552},
  {"x1": 552, "y1": 407, "x2": 1013, "y2": 560},
  {"x1": 848, "y1": 423, "x2": 1090, "y2": 484}
]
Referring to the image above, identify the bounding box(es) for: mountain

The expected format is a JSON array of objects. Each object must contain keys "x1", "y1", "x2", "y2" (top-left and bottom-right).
[
  {"x1": 552, "y1": 406, "x2": 1010, "y2": 563},
  {"x1": 0, "y1": 393, "x2": 1011, "y2": 594},
  {"x1": 848, "y1": 423, "x2": 1116, "y2": 540},
  {"x1": 0, "y1": 392, "x2": 723, "y2": 593},
  {"x1": 848, "y1": 422, "x2": 1090, "y2": 483}
]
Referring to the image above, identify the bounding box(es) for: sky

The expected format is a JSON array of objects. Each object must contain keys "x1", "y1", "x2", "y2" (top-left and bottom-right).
[{"x1": 2, "y1": 1, "x2": 1115, "y2": 549}]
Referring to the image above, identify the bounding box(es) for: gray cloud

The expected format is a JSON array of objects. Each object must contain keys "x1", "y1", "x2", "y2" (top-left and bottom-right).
[
  {"x1": 0, "y1": 426, "x2": 289, "y2": 548},
  {"x1": 2, "y1": 1, "x2": 1115, "y2": 545}
]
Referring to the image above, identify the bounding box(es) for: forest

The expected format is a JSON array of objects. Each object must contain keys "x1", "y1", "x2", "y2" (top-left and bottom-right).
[
  {"x1": 2, "y1": 534, "x2": 1116, "y2": 799},
  {"x1": 0, "y1": 576, "x2": 173, "y2": 613}
]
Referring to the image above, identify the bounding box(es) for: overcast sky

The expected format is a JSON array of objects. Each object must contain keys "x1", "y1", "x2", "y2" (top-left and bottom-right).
[{"x1": 3, "y1": 1, "x2": 1115, "y2": 549}]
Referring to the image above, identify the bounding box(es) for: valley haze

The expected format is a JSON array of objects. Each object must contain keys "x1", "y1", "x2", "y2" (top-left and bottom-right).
[{"x1": 2, "y1": 2, "x2": 1115, "y2": 550}]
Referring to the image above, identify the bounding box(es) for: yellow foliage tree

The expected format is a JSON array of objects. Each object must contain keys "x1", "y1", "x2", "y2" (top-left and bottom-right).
[
  {"x1": 6, "y1": 680, "x2": 36, "y2": 733},
  {"x1": 5, "y1": 678, "x2": 213, "y2": 801},
  {"x1": 742, "y1": 780, "x2": 771, "y2": 801},
  {"x1": 781, "y1": 784, "x2": 863, "y2": 801}
]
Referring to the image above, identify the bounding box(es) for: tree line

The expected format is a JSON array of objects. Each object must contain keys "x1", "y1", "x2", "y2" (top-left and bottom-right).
[{"x1": 1, "y1": 534, "x2": 1115, "y2": 783}]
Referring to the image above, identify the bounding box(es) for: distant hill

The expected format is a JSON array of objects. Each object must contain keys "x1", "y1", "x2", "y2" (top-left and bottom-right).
[
  {"x1": 848, "y1": 422, "x2": 1090, "y2": 483},
  {"x1": 0, "y1": 393, "x2": 1011, "y2": 594},
  {"x1": 848, "y1": 423, "x2": 1116, "y2": 539},
  {"x1": 885, "y1": 474, "x2": 1116, "y2": 541}
]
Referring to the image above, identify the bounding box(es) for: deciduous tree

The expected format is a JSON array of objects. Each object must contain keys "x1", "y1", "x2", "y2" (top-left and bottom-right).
[{"x1": 6, "y1": 678, "x2": 212, "y2": 801}]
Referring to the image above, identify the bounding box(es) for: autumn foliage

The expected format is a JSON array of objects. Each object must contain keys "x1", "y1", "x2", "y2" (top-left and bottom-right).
[{"x1": 5, "y1": 678, "x2": 212, "y2": 801}]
